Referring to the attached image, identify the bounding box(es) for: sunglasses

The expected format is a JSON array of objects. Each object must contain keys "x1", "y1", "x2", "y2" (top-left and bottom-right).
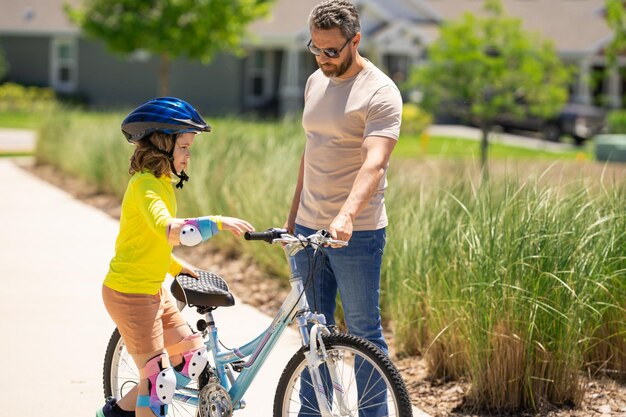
[{"x1": 307, "y1": 37, "x2": 353, "y2": 58}]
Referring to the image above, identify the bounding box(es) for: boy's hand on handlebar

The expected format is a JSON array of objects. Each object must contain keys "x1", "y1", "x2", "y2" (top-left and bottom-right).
[{"x1": 221, "y1": 217, "x2": 255, "y2": 237}]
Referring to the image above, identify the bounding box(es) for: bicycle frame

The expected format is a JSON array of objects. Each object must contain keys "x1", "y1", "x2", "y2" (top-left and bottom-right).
[{"x1": 174, "y1": 255, "x2": 329, "y2": 411}]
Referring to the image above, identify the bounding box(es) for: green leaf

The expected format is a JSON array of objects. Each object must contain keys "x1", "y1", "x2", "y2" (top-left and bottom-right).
[
  {"x1": 408, "y1": 0, "x2": 571, "y2": 167},
  {"x1": 66, "y1": 0, "x2": 275, "y2": 94}
]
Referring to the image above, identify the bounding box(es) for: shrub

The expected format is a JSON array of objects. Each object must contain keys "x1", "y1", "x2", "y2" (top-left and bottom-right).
[
  {"x1": 0, "y1": 82, "x2": 57, "y2": 112},
  {"x1": 400, "y1": 103, "x2": 432, "y2": 137},
  {"x1": 606, "y1": 109, "x2": 626, "y2": 133}
]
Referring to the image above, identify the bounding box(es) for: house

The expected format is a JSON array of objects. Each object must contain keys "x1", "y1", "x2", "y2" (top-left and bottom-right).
[{"x1": 0, "y1": 0, "x2": 619, "y2": 116}]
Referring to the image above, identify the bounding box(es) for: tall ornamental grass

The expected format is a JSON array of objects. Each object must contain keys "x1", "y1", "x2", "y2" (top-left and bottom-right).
[
  {"x1": 174, "y1": 115, "x2": 303, "y2": 276},
  {"x1": 36, "y1": 110, "x2": 302, "y2": 275},
  {"x1": 36, "y1": 108, "x2": 131, "y2": 195},
  {"x1": 385, "y1": 160, "x2": 626, "y2": 411},
  {"x1": 37, "y1": 110, "x2": 625, "y2": 413}
]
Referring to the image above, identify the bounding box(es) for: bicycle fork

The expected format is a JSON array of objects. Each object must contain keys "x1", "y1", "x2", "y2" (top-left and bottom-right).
[{"x1": 299, "y1": 318, "x2": 350, "y2": 417}]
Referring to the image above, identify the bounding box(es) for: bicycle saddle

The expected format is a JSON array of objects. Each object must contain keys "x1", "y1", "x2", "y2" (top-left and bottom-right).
[{"x1": 171, "y1": 270, "x2": 235, "y2": 308}]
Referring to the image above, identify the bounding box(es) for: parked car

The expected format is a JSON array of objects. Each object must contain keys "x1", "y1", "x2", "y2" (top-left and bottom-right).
[{"x1": 493, "y1": 103, "x2": 607, "y2": 146}]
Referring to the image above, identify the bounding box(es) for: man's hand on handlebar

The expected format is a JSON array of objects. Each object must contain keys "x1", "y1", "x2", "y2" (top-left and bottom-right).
[{"x1": 329, "y1": 212, "x2": 353, "y2": 246}]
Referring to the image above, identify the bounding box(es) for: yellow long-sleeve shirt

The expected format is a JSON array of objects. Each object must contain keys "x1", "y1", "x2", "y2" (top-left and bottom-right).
[{"x1": 104, "y1": 171, "x2": 183, "y2": 294}]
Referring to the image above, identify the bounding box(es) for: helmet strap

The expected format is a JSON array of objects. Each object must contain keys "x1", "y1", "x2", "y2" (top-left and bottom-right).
[
  {"x1": 174, "y1": 168, "x2": 189, "y2": 189},
  {"x1": 144, "y1": 137, "x2": 190, "y2": 189}
]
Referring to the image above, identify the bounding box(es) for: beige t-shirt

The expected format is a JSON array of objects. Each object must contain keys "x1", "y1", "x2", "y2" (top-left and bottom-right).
[{"x1": 297, "y1": 60, "x2": 402, "y2": 231}]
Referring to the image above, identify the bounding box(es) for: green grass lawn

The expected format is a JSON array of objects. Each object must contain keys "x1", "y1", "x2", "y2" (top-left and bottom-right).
[
  {"x1": 395, "y1": 133, "x2": 593, "y2": 160},
  {"x1": 0, "y1": 151, "x2": 34, "y2": 158},
  {"x1": 0, "y1": 108, "x2": 595, "y2": 161},
  {"x1": 0, "y1": 112, "x2": 44, "y2": 157},
  {"x1": 0, "y1": 111, "x2": 45, "y2": 129}
]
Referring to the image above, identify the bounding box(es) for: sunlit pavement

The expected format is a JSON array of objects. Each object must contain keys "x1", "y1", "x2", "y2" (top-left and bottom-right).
[
  {"x1": 427, "y1": 124, "x2": 580, "y2": 153},
  {"x1": 0, "y1": 127, "x2": 36, "y2": 153}
]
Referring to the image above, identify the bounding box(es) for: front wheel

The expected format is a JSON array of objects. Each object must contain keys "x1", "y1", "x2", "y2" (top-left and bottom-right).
[{"x1": 273, "y1": 333, "x2": 413, "y2": 416}]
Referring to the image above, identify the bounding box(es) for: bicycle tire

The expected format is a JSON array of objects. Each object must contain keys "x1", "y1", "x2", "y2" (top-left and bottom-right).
[
  {"x1": 103, "y1": 328, "x2": 127, "y2": 399},
  {"x1": 273, "y1": 333, "x2": 413, "y2": 417},
  {"x1": 102, "y1": 328, "x2": 202, "y2": 417}
]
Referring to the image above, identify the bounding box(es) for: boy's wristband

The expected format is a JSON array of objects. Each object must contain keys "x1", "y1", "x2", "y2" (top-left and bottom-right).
[{"x1": 209, "y1": 215, "x2": 223, "y2": 230}]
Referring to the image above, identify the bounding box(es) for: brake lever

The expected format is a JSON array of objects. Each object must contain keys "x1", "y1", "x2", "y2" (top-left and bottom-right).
[
  {"x1": 327, "y1": 239, "x2": 348, "y2": 248},
  {"x1": 310, "y1": 230, "x2": 348, "y2": 248}
]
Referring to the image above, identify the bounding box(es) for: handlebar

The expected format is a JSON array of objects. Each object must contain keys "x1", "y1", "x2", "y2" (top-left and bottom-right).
[
  {"x1": 244, "y1": 228, "x2": 348, "y2": 255},
  {"x1": 244, "y1": 228, "x2": 288, "y2": 243}
]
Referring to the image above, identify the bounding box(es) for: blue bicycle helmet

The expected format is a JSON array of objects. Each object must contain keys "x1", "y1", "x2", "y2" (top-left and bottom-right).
[
  {"x1": 122, "y1": 97, "x2": 211, "y2": 188},
  {"x1": 121, "y1": 97, "x2": 211, "y2": 143}
]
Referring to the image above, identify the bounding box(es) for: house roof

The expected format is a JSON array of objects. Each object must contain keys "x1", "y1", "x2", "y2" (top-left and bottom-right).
[
  {"x1": 0, "y1": 0, "x2": 79, "y2": 35},
  {"x1": 248, "y1": 0, "x2": 320, "y2": 42},
  {"x1": 0, "y1": 0, "x2": 614, "y2": 56},
  {"x1": 369, "y1": 0, "x2": 439, "y2": 23},
  {"x1": 250, "y1": 0, "x2": 613, "y2": 56},
  {"x1": 249, "y1": 0, "x2": 433, "y2": 34},
  {"x1": 423, "y1": 0, "x2": 611, "y2": 54}
]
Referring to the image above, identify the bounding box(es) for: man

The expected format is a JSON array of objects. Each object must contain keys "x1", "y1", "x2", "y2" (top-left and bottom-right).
[{"x1": 285, "y1": 1, "x2": 403, "y2": 415}]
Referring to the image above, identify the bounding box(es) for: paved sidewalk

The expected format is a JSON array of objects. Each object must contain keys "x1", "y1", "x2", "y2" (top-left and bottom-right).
[
  {"x1": 0, "y1": 158, "x2": 428, "y2": 417},
  {"x1": 0, "y1": 128, "x2": 37, "y2": 153},
  {"x1": 0, "y1": 159, "x2": 302, "y2": 416},
  {"x1": 426, "y1": 124, "x2": 578, "y2": 153}
]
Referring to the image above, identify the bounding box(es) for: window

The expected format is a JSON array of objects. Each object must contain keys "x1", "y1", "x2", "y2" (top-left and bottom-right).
[
  {"x1": 301, "y1": 51, "x2": 317, "y2": 85},
  {"x1": 384, "y1": 54, "x2": 409, "y2": 85},
  {"x1": 50, "y1": 37, "x2": 77, "y2": 93},
  {"x1": 244, "y1": 50, "x2": 275, "y2": 107},
  {"x1": 128, "y1": 49, "x2": 151, "y2": 63}
]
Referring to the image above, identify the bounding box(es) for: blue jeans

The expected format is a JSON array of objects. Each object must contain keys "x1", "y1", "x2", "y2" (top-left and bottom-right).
[{"x1": 293, "y1": 224, "x2": 388, "y2": 417}]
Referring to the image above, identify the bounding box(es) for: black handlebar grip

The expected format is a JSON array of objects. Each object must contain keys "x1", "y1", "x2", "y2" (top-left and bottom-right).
[{"x1": 244, "y1": 228, "x2": 288, "y2": 243}]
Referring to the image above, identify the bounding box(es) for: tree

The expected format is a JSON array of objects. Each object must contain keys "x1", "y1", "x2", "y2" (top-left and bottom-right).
[
  {"x1": 605, "y1": 0, "x2": 626, "y2": 68},
  {"x1": 409, "y1": 0, "x2": 570, "y2": 174},
  {"x1": 66, "y1": 0, "x2": 274, "y2": 96}
]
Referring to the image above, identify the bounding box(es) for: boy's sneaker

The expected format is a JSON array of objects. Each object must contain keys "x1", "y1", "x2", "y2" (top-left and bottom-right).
[{"x1": 96, "y1": 397, "x2": 135, "y2": 417}]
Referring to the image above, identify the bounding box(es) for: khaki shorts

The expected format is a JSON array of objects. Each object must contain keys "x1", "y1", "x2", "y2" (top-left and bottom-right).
[{"x1": 102, "y1": 284, "x2": 188, "y2": 355}]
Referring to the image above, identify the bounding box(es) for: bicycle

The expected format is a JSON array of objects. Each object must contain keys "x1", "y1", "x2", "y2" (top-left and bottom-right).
[{"x1": 102, "y1": 228, "x2": 413, "y2": 416}]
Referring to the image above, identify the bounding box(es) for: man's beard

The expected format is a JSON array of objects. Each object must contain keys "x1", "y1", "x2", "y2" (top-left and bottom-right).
[{"x1": 319, "y1": 51, "x2": 353, "y2": 78}]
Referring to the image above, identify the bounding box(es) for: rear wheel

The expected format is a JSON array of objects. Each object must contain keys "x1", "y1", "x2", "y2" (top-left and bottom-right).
[
  {"x1": 542, "y1": 123, "x2": 562, "y2": 142},
  {"x1": 103, "y1": 328, "x2": 203, "y2": 417},
  {"x1": 273, "y1": 333, "x2": 413, "y2": 416}
]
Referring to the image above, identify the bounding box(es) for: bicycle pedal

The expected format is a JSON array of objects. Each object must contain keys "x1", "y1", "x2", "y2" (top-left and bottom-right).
[{"x1": 231, "y1": 360, "x2": 245, "y2": 372}]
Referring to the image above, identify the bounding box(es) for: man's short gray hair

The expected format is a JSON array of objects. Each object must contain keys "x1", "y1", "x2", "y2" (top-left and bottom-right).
[{"x1": 309, "y1": 0, "x2": 361, "y2": 39}]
